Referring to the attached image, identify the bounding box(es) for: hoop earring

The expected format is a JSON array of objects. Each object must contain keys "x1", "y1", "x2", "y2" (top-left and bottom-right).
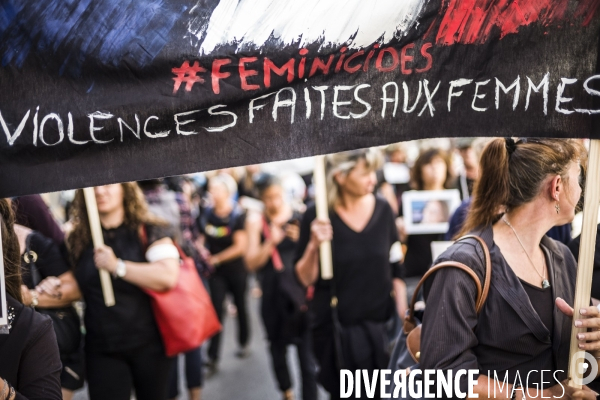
[{"x1": 555, "y1": 202, "x2": 560, "y2": 214}]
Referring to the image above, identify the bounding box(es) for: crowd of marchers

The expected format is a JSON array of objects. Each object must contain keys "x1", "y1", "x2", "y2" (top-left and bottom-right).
[{"x1": 3, "y1": 137, "x2": 600, "y2": 400}]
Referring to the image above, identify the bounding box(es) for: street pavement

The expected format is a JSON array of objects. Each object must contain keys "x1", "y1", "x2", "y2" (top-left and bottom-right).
[{"x1": 73, "y1": 279, "x2": 327, "y2": 399}]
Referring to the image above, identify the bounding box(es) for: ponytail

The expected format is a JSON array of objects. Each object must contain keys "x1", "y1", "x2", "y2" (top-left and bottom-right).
[
  {"x1": 458, "y1": 137, "x2": 583, "y2": 237},
  {"x1": 459, "y1": 138, "x2": 510, "y2": 235}
]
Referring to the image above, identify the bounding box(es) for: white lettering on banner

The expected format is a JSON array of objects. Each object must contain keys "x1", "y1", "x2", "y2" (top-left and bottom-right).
[
  {"x1": 304, "y1": 87, "x2": 311, "y2": 119},
  {"x1": 472, "y1": 80, "x2": 491, "y2": 112},
  {"x1": 206, "y1": 104, "x2": 237, "y2": 132},
  {"x1": 403, "y1": 81, "x2": 422, "y2": 113},
  {"x1": 381, "y1": 82, "x2": 398, "y2": 118},
  {"x1": 448, "y1": 78, "x2": 473, "y2": 112},
  {"x1": 0, "y1": 109, "x2": 30, "y2": 146},
  {"x1": 556, "y1": 77, "x2": 578, "y2": 114},
  {"x1": 69, "y1": 112, "x2": 89, "y2": 144},
  {"x1": 88, "y1": 111, "x2": 114, "y2": 143},
  {"x1": 419, "y1": 79, "x2": 440, "y2": 117},
  {"x1": 144, "y1": 115, "x2": 170, "y2": 138},
  {"x1": 333, "y1": 85, "x2": 355, "y2": 119},
  {"x1": 248, "y1": 91, "x2": 275, "y2": 123},
  {"x1": 312, "y1": 86, "x2": 328, "y2": 120},
  {"x1": 496, "y1": 76, "x2": 521, "y2": 110},
  {"x1": 174, "y1": 109, "x2": 201, "y2": 135},
  {"x1": 118, "y1": 115, "x2": 141, "y2": 141},
  {"x1": 39, "y1": 113, "x2": 65, "y2": 146},
  {"x1": 575, "y1": 75, "x2": 600, "y2": 114},
  {"x1": 3, "y1": 73, "x2": 600, "y2": 148},
  {"x1": 272, "y1": 87, "x2": 296, "y2": 123},
  {"x1": 526, "y1": 73, "x2": 549, "y2": 115}
]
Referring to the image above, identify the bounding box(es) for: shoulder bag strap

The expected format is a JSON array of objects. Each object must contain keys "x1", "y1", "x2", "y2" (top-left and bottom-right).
[{"x1": 404, "y1": 235, "x2": 491, "y2": 330}]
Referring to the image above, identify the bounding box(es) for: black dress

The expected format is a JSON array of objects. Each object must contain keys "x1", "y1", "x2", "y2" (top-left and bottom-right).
[
  {"x1": 0, "y1": 294, "x2": 62, "y2": 400},
  {"x1": 295, "y1": 198, "x2": 399, "y2": 398},
  {"x1": 74, "y1": 223, "x2": 174, "y2": 400}
]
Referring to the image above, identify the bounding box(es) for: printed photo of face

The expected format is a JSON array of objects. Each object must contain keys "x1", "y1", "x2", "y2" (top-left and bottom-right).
[{"x1": 420, "y1": 200, "x2": 449, "y2": 224}]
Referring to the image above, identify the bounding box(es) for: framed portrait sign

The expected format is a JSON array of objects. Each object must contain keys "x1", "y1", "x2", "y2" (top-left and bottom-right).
[{"x1": 402, "y1": 189, "x2": 461, "y2": 235}]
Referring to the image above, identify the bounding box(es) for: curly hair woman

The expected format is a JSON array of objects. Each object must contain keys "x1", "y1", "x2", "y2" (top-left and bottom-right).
[{"x1": 68, "y1": 183, "x2": 180, "y2": 400}]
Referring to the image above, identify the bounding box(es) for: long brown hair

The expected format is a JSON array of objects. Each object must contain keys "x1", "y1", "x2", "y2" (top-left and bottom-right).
[
  {"x1": 67, "y1": 182, "x2": 166, "y2": 266},
  {"x1": 410, "y1": 148, "x2": 454, "y2": 190},
  {"x1": 1, "y1": 199, "x2": 22, "y2": 302},
  {"x1": 460, "y1": 138, "x2": 584, "y2": 235}
]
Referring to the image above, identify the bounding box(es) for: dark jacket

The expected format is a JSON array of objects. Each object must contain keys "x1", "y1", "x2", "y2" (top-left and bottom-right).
[
  {"x1": 421, "y1": 225, "x2": 578, "y2": 393},
  {"x1": 0, "y1": 295, "x2": 62, "y2": 400}
]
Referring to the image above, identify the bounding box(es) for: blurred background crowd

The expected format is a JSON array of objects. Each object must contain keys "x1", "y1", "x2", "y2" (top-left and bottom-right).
[{"x1": 7, "y1": 137, "x2": 594, "y2": 400}]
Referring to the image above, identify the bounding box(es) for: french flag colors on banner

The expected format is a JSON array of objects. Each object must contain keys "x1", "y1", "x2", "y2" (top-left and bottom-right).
[{"x1": 0, "y1": 0, "x2": 599, "y2": 196}]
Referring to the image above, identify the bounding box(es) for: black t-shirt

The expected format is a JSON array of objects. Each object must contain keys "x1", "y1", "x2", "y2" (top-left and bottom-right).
[
  {"x1": 21, "y1": 232, "x2": 70, "y2": 289},
  {"x1": 504, "y1": 259, "x2": 556, "y2": 387},
  {"x1": 200, "y1": 207, "x2": 246, "y2": 273},
  {"x1": 295, "y1": 198, "x2": 399, "y2": 328},
  {"x1": 74, "y1": 223, "x2": 170, "y2": 353}
]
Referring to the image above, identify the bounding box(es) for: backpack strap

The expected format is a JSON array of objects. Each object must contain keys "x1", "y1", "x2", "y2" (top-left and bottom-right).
[{"x1": 403, "y1": 234, "x2": 492, "y2": 333}]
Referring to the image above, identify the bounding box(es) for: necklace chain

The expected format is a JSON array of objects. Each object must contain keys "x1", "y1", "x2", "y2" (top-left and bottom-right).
[{"x1": 502, "y1": 216, "x2": 548, "y2": 285}]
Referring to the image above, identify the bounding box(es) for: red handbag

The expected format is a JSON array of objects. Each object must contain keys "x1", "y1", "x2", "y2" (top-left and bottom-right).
[{"x1": 140, "y1": 226, "x2": 221, "y2": 357}]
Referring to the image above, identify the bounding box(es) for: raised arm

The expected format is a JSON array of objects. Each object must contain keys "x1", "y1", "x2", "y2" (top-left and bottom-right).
[{"x1": 295, "y1": 218, "x2": 332, "y2": 287}]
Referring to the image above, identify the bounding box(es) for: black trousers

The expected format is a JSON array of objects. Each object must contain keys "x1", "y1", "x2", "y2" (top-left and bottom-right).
[
  {"x1": 313, "y1": 321, "x2": 389, "y2": 400},
  {"x1": 268, "y1": 333, "x2": 318, "y2": 400},
  {"x1": 86, "y1": 341, "x2": 174, "y2": 400},
  {"x1": 167, "y1": 346, "x2": 203, "y2": 398},
  {"x1": 207, "y1": 269, "x2": 250, "y2": 361}
]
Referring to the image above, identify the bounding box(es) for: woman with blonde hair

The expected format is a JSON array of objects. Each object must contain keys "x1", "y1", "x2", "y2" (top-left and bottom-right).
[
  {"x1": 68, "y1": 183, "x2": 180, "y2": 400},
  {"x1": 295, "y1": 148, "x2": 403, "y2": 399}
]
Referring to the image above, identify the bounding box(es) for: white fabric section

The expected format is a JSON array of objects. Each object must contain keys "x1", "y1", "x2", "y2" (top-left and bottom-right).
[
  {"x1": 145, "y1": 244, "x2": 180, "y2": 263},
  {"x1": 389, "y1": 241, "x2": 403, "y2": 263},
  {"x1": 189, "y1": 0, "x2": 427, "y2": 54}
]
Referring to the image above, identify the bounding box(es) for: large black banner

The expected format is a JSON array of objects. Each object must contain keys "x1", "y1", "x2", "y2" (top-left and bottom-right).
[{"x1": 1, "y1": 0, "x2": 600, "y2": 197}]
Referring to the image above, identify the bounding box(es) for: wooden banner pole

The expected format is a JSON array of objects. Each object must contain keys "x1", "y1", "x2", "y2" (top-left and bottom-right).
[
  {"x1": 83, "y1": 187, "x2": 116, "y2": 307},
  {"x1": 568, "y1": 139, "x2": 600, "y2": 387},
  {"x1": 314, "y1": 155, "x2": 333, "y2": 280}
]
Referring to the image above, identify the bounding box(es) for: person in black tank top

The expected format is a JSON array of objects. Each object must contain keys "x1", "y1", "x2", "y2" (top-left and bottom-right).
[
  {"x1": 295, "y1": 149, "x2": 402, "y2": 400},
  {"x1": 246, "y1": 175, "x2": 317, "y2": 400}
]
